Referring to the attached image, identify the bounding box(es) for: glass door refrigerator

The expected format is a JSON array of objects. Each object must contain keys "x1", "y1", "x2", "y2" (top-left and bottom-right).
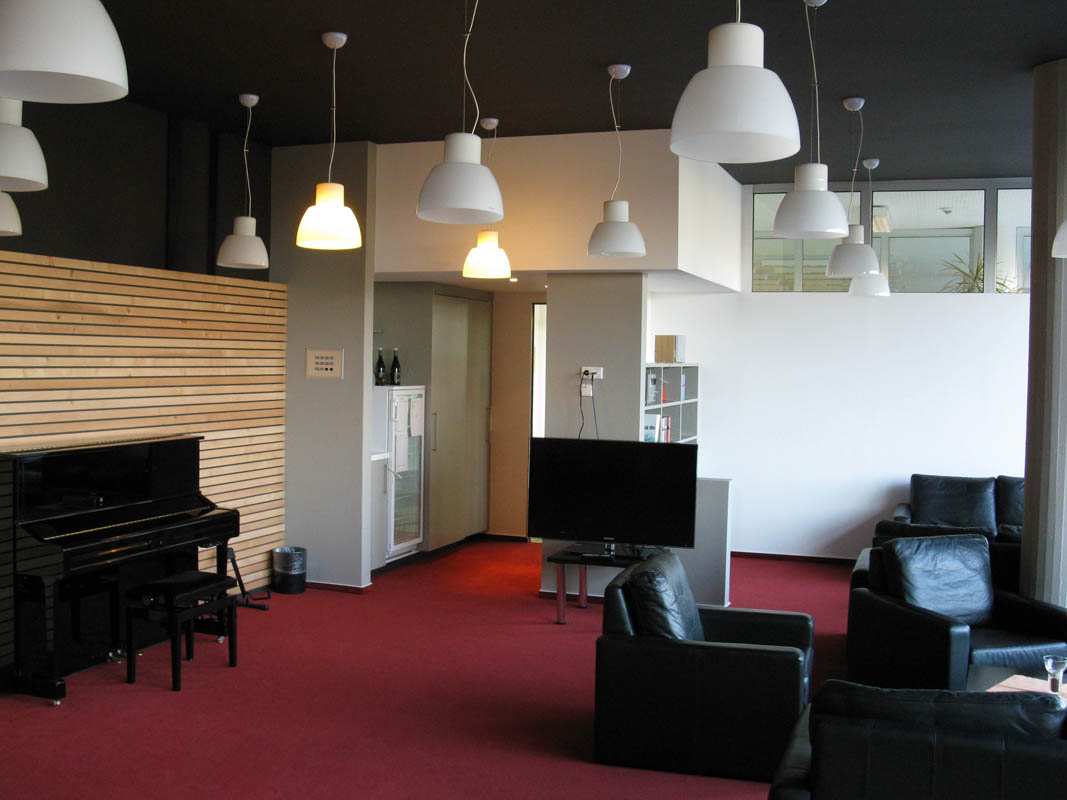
[{"x1": 372, "y1": 386, "x2": 425, "y2": 561}]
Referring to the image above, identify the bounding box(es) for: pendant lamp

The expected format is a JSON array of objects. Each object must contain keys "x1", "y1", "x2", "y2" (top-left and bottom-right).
[
  {"x1": 0, "y1": 99, "x2": 47, "y2": 192},
  {"x1": 670, "y1": 0, "x2": 800, "y2": 164},
  {"x1": 848, "y1": 157, "x2": 890, "y2": 296},
  {"x1": 589, "y1": 65, "x2": 645, "y2": 259},
  {"x1": 0, "y1": 0, "x2": 127, "y2": 104},
  {"x1": 827, "y1": 98, "x2": 879, "y2": 278},
  {"x1": 463, "y1": 230, "x2": 511, "y2": 278},
  {"x1": 217, "y1": 94, "x2": 269, "y2": 269},
  {"x1": 0, "y1": 192, "x2": 21, "y2": 236},
  {"x1": 773, "y1": 1, "x2": 847, "y2": 240},
  {"x1": 1053, "y1": 219, "x2": 1067, "y2": 258},
  {"x1": 416, "y1": 0, "x2": 503, "y2": 224},
  {"x1": 296, "y1": 32, "x2": 362, "y2": 251}
]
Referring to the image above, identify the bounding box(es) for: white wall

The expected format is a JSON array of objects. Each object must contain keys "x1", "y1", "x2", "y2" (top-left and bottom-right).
[
  {"x1": 647, "y1": 292, "x2": 1031, "y2": 558},
  {"x1": 677, "y1": 158, "x2": 744, "y2": 290}
]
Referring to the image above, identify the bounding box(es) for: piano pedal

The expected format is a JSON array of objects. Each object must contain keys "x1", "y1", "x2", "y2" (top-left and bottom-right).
[
  {"x1": 52, "y1": 699, "x2": 61, "y2": 707},
  {"x1": 217, "y1": 636, "x2": 225, "y2": 644}
]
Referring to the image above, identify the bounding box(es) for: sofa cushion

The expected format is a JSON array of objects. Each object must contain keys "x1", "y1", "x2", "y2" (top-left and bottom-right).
[
  {"x1": 968, "y1": 629, "x2": 1067, "y2": 669},
  {"x1": 996, "y1": 475, "x2": 1025, "y2": 527},
  {"x1": 621, "y1": 552, "x2": 704, "y2": 641},
  {"x1": 813, "y1": 679, "x2": 1067, "y2": 739},
  {"x1": 911, "y1": 474, "x2": 997, "y2": 533},
  {"x1": 882, "y1": 534, "x2": 994, "y2": 625},
  {"x1": 998, "y1": 523, "x2": 1023, "y2": 543},
  {"x1": 874, "y1": 519, "x2": 995, "y2": 546}
]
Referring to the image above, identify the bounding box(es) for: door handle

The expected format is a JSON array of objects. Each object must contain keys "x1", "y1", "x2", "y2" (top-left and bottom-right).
[{"x1": 432, "y1": 412, "x2": 438, "y2": 452}]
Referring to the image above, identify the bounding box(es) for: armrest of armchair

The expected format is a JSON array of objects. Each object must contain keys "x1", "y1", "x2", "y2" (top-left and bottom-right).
[
  {"x1": 595, "y1": 634, "x2": 808, "y2": 782},
  {"x1": 993, "y1": 589, "x2": 1067, "y2": 639},
  {"x1": 847, "y1": 587, "x2": 971, "y2": 690},
  {"x1": 893, "y1": 502, "x2": 912, "y2": 522},
  {"x1": 698, "y1": 607, "x2": 814, "y2": 652}
]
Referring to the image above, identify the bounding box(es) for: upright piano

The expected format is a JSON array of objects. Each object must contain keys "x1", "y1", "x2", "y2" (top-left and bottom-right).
[{"x1": 0, "y1": 436, "x2": 239, "y2": 702}]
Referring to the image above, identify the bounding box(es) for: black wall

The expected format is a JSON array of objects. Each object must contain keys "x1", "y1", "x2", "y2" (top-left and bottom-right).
[{"x1": 12, "y1": 99, "x2": 271, "y2": 279}]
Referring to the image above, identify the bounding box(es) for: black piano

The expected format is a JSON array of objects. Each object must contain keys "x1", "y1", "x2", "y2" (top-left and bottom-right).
[{"x1": 0, "y1": 435, "x2": 238, "y2": 702}]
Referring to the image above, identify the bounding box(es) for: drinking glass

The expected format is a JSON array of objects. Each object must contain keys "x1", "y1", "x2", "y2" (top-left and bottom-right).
[{"x1": 1043, "y1": 655, "x2": 1067, "y2": 692}]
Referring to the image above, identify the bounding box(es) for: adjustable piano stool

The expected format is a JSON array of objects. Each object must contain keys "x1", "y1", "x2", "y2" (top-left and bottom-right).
[{"x1": 124, "y1": 571, "x2": 237, "y2": 691}]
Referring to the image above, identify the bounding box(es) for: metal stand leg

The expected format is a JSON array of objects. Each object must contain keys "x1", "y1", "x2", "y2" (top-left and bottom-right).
[
  {"x1": 578, "y1": 565, "x2": 588, "y2": 608},
  {"x1": 555, "y1": 563, "x2": 566, "y2": 625}
]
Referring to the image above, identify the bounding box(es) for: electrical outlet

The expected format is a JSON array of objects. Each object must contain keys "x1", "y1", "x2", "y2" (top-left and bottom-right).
[{"x1": 581, "y1": 366, "x2": 605, "y2": 380}]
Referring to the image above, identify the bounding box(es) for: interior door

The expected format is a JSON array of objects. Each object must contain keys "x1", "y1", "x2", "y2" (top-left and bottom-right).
[{"x1": 429, "y1": 294, "x2": 469, "y2": 549}]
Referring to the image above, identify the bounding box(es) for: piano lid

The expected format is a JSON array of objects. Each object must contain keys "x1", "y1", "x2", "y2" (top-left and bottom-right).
[{"x1": 7, "y1": 436, "x2": 205, "y2": 524}]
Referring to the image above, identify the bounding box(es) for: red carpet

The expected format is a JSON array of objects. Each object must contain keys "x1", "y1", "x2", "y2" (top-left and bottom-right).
[{"x1": 1, "y1": 541, "x2": 851, "y2": 799}]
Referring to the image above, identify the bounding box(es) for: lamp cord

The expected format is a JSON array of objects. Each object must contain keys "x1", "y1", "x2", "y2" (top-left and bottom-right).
[
  {"x1": 463, "y1": 0, "x2": 481, "y2": 135},
  {"x1": 736, "y1": 0, "x2": 741, "y2": 23},
  {"x1": 577, "y1": 373, "x2": 586, "y2": 438},
  {"x1": 242, "y1": 104, "x2": 253, "y2": 217},
  {"x1": 609, "y1": 74, "x2": 622, "y2": 201},
  {"x1": 847, "y1": 110, "x2": 864, "y2": 222},
  {"x1": 805, "y1": 4, "x2": 820, "y2": 163},
  {"x1": 327, "y1": 45, "x2": 337, "y2": 183}
]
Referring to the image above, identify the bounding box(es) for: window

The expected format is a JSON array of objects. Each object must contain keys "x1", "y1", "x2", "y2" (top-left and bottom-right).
[
  {"x1": 752, "y1": 192, "x2": 855, "y2": 292},
  {"x1": 872, "y1": 190, "x2": 985, "y2": 293},
  {"x1": 995, "y1": 188, "x2": 1031, "y2": 293}
]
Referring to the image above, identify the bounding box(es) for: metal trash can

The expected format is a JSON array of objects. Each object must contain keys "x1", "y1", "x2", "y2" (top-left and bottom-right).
[{"x1": 272, "y1": 546, "x2": 307, "y2": 594}]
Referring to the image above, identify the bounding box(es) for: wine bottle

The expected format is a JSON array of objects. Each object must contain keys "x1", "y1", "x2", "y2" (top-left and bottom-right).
[
  {"x1": 374, "y1": 348, "x2": 386, "y2": 386},
  {"x1": 390, "y1": 348, "x2": 401, "y2": 385}
]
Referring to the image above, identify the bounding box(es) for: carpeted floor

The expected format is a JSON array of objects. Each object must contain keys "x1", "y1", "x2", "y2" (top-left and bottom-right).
[{"x1": 1, "y1": 540, "x2": 851, "y2": 799}]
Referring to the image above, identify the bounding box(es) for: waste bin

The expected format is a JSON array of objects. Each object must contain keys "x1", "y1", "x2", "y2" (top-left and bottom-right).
[{"x1": 272, "y1": 546, "x2": 307, "y2": 594}]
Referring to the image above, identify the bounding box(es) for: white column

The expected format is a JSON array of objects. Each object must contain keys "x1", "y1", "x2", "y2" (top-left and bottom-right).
[{"x1": 1021, "y1": 59, "x2": 1067, "y2": 604}]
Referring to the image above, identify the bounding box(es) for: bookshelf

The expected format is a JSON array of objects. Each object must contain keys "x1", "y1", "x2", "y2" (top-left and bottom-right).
[{"x1": 643, "y1": 363, "x2": 699, "y2": 444}]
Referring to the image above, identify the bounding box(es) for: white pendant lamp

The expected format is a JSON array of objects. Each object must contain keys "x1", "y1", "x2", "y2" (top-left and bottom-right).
[
  {"x1": 773, "y1": 1, "x2": 847, "y2": 240},
  {"x1": 0, "y1": 192, "x2": 21, "y2": 236},
  {"x1": 1052, "y1": 219, "x2": 1067, "y2": 258},
  {"x1": 0, "y1": 0, "x2": 128, "y2": 104},
  {"x1": 296, "y1": 32, "x2": 362, "y2": 251},
  {"x1": 589, "y1": 64, "x2": 645, "y2": 259},
  {"x1": 463, "y1": 230, "x2": 511, "y2": 278},
  {"x1": 827, "y1": 98, "x2": 879, "y2": 278},
  {"x1": 416, "y1": 0, "x2": 503, "y2": 224},
  {"x1": 670, "y1": 0, "x2": 800, "y2": 164},
  {"x1": 848, "y1": 156, "x2": 890, "y2": 296},
  {"x1": 0, "y1": 99, "x2": 47, "y2": 192},
  {"x1": 217, "y1": 94, "x2": 268, "y2": 269}
]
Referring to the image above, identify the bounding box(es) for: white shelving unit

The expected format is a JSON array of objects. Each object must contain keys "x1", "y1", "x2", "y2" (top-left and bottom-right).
[{"x1": 643, "y1": 363, "x2": 698, "y2": 444}]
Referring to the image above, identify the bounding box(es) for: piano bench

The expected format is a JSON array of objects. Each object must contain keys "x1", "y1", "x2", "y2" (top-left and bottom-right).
[{"x1": 124, "y1": 570, "x2": 238, "y2": 691}]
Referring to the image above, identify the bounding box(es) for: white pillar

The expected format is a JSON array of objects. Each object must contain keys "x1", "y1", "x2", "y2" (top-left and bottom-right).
[{"x1": 1021, "y1": 59, "x2": 1067, "y2": 604}]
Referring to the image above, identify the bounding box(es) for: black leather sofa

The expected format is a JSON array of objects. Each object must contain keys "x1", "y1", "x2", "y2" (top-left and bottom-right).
[
  {"x1": 874, "y1": 473, "x2": 1023, "y2": 590},
  {"x1": 847, "y1": 534, "x2": 1067, "y2": 691},
  {"x1": 595, "y1": 552, "x2": 814, "y2": 782},
  {"x1": 770, "y1": 679, "x2": 1067, "y2": 800}
]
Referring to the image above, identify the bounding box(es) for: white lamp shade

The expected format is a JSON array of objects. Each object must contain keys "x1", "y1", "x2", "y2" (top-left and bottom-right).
[
  {"x1": 0, "y1": 99, "x2": 46, "y2": 191},
  {"x1": 296, "y1": 182, "x2": 363, "y2": 250},
  {"x1": 670, "y1": 23, "x2": 800, "y2": 164},
  {"x1": 1052, "y1": 219, "x2": 1067, "y2": 258},
  {"x1": 0, "y1": 191, "x2": 22, "y2": 236},
  {"x1": 849, "y1": 271, "x2": 891, "y2": 297},
  {"x1": 217, "y1": 216, "x2": 269, "y2": 269},
  {"x1": 588, "y1": 200, "x2": 646, "y2": 258},
  {"x1": 773, "y1": 163, "x2": 849, "y2": 239},
  {"x1": 417, "y1": 132, "x2": 503, "y2": 224},
  {"x1": 0, "y1": 0, "x2": 128, "y2": 104},
  {"x1": 827, "y1": 224, "x2": 879, "y2": 278},
  {"x1": 462, "y1": 230, "x2": 511, "y2": 279}
]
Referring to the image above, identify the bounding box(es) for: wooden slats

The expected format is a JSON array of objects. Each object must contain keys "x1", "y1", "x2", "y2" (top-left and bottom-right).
[{"x1": 0, "y1": 251, "x2": 286, "y2": 589}]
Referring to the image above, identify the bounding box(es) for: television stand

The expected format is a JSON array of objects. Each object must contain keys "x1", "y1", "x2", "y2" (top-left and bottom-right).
[{"x1": 546, "y1": 543, "x2": 664, "y2": 624}]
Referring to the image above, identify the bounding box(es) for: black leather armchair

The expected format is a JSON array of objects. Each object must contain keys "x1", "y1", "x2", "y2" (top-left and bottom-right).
[
  {"x1": 594, "y1": 552, "x2": 813, "y2": 782},
  {"x1": 874, "y1": 474, "x2": 1023, "y2": 590},
  {"x1": 769, "y1": 679, "x2": 1067, "y2": 800},
  {"x1": 847, "y1": 534, "x2": 1067, "y2": 690}
]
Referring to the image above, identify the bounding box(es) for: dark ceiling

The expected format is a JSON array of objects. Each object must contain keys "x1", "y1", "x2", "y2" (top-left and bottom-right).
[{"x1": 100, "y1": 0, "x2": 1067, "y2": 185}]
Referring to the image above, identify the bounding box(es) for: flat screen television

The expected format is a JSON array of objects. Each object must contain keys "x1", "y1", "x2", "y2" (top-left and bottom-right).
[{"x1": 527, "y1": 437, "x2": 697, "y2": 550}]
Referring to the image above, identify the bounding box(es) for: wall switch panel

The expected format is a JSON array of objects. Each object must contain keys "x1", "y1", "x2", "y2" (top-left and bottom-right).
[
  {"x1": 306, "y1": 348, "x2": 344, "y2": 379},
  {"x1": 581, "y1": 366, "x2": 604, "y2": 380}
]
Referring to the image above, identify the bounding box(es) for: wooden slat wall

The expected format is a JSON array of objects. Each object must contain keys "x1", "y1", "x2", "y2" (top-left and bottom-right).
[{"x1": 0, "y1": 250, "x2": 286, "y2": 589}]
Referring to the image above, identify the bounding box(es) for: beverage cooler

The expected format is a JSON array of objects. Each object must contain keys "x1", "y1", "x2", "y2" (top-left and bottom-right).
[{"x1": 372, "y1": 386, "x2": 425, "y2": 561}]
